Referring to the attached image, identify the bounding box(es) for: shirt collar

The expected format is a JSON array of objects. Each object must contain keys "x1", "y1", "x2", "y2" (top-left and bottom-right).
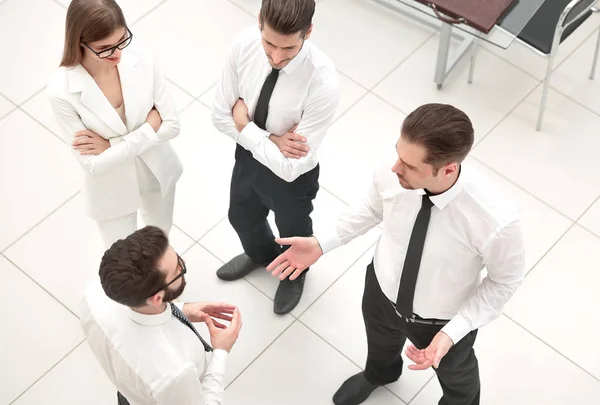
[
  {"x1": 126, "y1": 304, "x2": 172, "y2": 326},
  {"x1": 416, "y1": 165, "x2": 464, "y2": 210},
  {"x1": 280, "y1": 40, "x2": 310, "y2": 75}
]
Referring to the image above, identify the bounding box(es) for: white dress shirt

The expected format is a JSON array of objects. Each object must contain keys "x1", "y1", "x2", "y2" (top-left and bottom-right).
[
  {"x1": 316, "y1": 162, "x2": 526, "y2": 344},
  {"x1": 212, "y1": 26, "x2": 340, "y2": 182},
  {"x1": 81, "y1": 279, "x2": 228, "y2": 405}
]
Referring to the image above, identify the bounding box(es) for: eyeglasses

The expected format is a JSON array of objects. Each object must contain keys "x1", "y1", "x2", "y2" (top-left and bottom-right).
[
  {"x1": 149, "y1": 254, "x2": 187, "y2": 297},
  {"x1": 83, "y1": 27, "x2": 133, "y2": 59}
]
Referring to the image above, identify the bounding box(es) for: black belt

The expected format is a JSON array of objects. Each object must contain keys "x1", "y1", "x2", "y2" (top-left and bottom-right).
[{"x1": 389, "y1": 300, "x2": 449, "y2": 326}]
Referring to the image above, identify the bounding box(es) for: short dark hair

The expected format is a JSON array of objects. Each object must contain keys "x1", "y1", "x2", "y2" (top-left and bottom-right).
[
  {"x1": 259, "y1": 0, "x2": 315, "y2": 36},
  {"x1": 401, "y1": 103, "x2": 474, "y2": 172},
  {"x1": 99, "y1": 226, "x2": 169, "y2": 307}
]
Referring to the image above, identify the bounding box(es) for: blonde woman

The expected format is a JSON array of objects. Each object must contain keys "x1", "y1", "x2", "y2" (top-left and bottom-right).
[{"x1": 48, "y1": 0, "x2": 182, "y2": 248}]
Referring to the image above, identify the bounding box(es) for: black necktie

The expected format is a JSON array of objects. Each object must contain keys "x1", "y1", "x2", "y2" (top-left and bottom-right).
[
  {"x1": 254, "y1": 68, "x2": 280, "y2": 130},
  {"x1": 395, "y1": 195, "x2": 434, "y2": 318},
  {"x1": 170, "y1": 303, "x2": 213, "y2": 352}
]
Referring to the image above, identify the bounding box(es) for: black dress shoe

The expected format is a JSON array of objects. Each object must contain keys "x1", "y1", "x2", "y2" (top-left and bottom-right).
[
  {"x1": 273, "y1": 272, "x2": 306, "y2": 314},
  {"x1": 216, "y1": 253, "x2": 262, "y2": 281},
  {"x1": 333, "y1": 372, "x2": 380, "y2": 405}
]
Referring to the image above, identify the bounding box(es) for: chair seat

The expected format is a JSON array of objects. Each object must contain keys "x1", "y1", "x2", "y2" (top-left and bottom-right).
[{"x1": 517, "y1": 0, "x2": 593, "y2": 54}]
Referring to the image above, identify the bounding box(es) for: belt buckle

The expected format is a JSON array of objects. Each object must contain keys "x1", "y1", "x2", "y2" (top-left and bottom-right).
[{"x1": 405, "y1": 314, "x2": 416, "y2": 323}]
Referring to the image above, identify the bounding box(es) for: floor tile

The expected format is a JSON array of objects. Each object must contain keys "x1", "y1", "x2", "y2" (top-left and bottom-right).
[
  {"x1": 0, "y1": 0, "x2": 65, "y2": 104},
  {"x1": 483, "y1": 12, "x2": 600, "y2": 81},
  {"x1": 12, "y1": 343, "x2": 115, "y2": 405},
  {"x1": 200, "y1": 188, "x2": 381, "y2": 316},
  {"x1": 471, "y1": 87, "x2": 600, "y2": 220},
  {"x1": 504, "y1": 225, "x2": 600, "y2": 379},
  {"x1": 170, "y1": 102, "x2": 236, "y2": 240},
  {"x1": 133, "y1": 0, "x2": 254, "y2": 97},
  {"x1": 310, "y1": 0, "x2": 433, "y2": 89},
  {"x1": 579, "y1": 197, "x2": 600, "y2": 238},
  {"x1": 466, "y1": 158, "x2": 572, "y2": 272},
  {"x1": 0, "y1": 93, "x2": 14, "y2": 119},
  {"x1": 0, "y1": 254, "x2": 83, "y2": 405},
  {"x1": 177, "y1": 244, "x2": 295, "y2": 386},
  {"x1": 318, "y1": 94, "x2": 404, "y2": 204},
  {"x1": 373, "y1": 35, "x2": 539, "y2": 143},
  {"x1": 552, "y1": 29, "x2": 600, "y2": 117},
  {"x1": 0, "y1": 109, "x2": 80, "y2": 251},
  {"x1": 56, "y1": 0, "x2": 164, "y2": 24},
  {"x1": 410, "y1": 315, "x2": 600, "y2": 405},
  {"x1": 3, "y1": 195, "x2": 194, "y2": 316},
  {"x1": 224, "y1": 321, "x2": 406, "y2": 405},
  {"x1": 301, "y1": 250, "x2": 433, "y2": 403},
  {"x1": 228, "y1": 0, "x2": 261, "y2": 16}
]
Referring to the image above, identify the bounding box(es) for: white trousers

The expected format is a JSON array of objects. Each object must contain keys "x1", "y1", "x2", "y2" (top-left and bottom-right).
[{"x1": 96, "y1": 159, "x2": 177, "y2": 249}]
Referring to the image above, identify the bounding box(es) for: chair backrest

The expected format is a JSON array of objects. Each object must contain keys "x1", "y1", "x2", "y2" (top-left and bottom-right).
[{"x1": 563, "y1": 0, "x2": 597, "y2": 28}]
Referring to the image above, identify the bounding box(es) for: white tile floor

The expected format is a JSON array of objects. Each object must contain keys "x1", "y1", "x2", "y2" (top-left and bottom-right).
[{"x1": 1, "y1": 0, "x2": 600, "y2": 404}]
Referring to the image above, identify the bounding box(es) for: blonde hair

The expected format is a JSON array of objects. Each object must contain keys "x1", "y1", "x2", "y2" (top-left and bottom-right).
[{"x1": 60, "y1": 0, "x2": 127, "y2": 67}]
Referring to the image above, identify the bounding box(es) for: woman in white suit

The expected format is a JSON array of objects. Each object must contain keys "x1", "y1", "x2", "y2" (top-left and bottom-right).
[{"x1": 48, "y1": 0, "x2": 182, "y2": 248}]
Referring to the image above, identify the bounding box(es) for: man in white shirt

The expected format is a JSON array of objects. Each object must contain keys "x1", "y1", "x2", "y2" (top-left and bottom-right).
[
  {"x1": 81, "y1": 226, "x2": 242, "y2": 405},
  {"x1": 266, "y1": 104, "x2": 525, "y2": 405},
  {"x1": 211, "y1": 0, "x2": 340, "y2": 315}
]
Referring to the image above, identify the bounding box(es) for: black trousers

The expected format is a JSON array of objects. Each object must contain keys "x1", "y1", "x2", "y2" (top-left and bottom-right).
[
  {"x1": 117, "y1": 392, "x2": 130, "y2": 405},
  {"x1": 228, "y1": 144, "x2": 319, "y2": 264},
  {"x1": 362, "y1": 262, "x2": 480, "y2": 405}
]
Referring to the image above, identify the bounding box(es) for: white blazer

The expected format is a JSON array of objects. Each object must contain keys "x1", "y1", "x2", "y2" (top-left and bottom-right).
[{"x1": 47, "y1": 43, "x2": 183, "y2": 221}]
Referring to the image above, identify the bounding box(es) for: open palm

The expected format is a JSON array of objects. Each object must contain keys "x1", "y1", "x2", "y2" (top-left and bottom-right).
[{"x1": 266, "y1": 236, "x2": 323, "y2": 280}]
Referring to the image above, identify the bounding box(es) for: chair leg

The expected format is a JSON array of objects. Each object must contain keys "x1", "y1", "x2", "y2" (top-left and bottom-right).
[
  {"x1": 590, "y1": 27, "x2": 600, "y2": 79},
  {"x1": 468, "y1": 37, "x2": 479, "y2": 84},
  {"x1": 537, "y1": 47, "x2": 558, "y2": 131}
]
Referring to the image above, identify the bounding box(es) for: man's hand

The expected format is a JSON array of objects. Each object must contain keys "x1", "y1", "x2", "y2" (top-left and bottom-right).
[
  {"x1": 405, "y1": 331, "x2": 454, "y2": 370},
  {"x1": 232, "y1": 98, "x2": 250, "y2": 132},
  {"x1": 202, "y1": 308, "x2": 242, "y2": 353},
  {"x1": 266, "y1": 236, "x2": 323, "y2": 280},
  {"x1": 269, "y1": 124, "x2": 309, "y2": 159},
  {"x1": 72, "y1": 130, "x2": 110, "y2": 155},
  {"x1": 183, "y1": 302, "x2": 235, "y2": 329}
]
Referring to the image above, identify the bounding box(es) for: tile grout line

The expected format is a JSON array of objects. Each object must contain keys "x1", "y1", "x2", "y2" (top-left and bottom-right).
[
  {"x1": 1, "y1": 191, "x2": 80, "y2": 254},
  {"x1": 224, "y1": 0, "x2": 257, "y2": 19},
  {"x1": 193, "y1": 215, "x2": 229, "y2": 244},
  {"x1": 523, "y1": 193, "x2": 600, "y2": 280},
  {"x1": 224, "y1": 318, "x2": 299, "y2": 389},
  {"x1": 501, "y1": 313, "x2": 600, "y2": 384},
  {"x1": 130, "y1": 0, "x2": 168, "y2": 26},
  {"x1": 51, "y1": 0, "x2": 66, "y2": 9},
  {"x1": 297, "y1": 318, "x2": 408, "y2": 405},
  {"x1": 166, "y1": 77, "x2": 198, "y2": 101},
  {"x1": 369, "y1": 31, "x2": 438, "y2": 92},
  {"x1": 321, "y1": 185, "x2": 351, "y2": 207},
  {"x1": 471, "y1": 80, "x2": 541, "y2": 148},
  {"x1": 406, "y1": 374, "x2": 437, "y2": 404},
  {"x1": 8, "y1": 339, "x2": 87, "y2": 405},
  {"x1": 1, "y1": 251, "x2": 81, "y2": 320},
  {"x1": 469, "y1": 155, "x2": 573, "y2": 223},
  {"x1": 19, "y1": 105, "x2": 68, "y2": 145}
]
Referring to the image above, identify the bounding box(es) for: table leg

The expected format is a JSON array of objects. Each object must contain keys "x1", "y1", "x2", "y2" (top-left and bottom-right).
[{"x1": 434, "y1": 22, "x2": 476, "y2": 89}]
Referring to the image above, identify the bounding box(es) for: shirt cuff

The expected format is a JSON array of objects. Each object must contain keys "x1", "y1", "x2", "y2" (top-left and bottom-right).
[
  {"x1": 238, "y1": 121, "x2": 270, "y2": 151},
  {"x1": 440, "y1": 313, "x2": 472, "y2": 344},
  {"x1": 313, "y1": 227, "x2": 343, "y2": 255},
  {"x1": 207, "y1": 349, "x2": 229, "y2": 375}
]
